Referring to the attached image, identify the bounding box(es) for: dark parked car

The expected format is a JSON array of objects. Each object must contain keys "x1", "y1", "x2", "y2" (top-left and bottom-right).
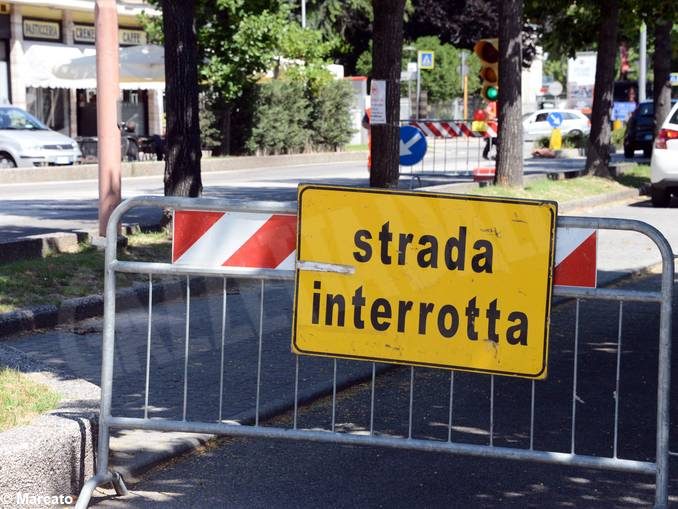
[{"x1": 624, "y1": 99, "x2": 677, "y2": 158}]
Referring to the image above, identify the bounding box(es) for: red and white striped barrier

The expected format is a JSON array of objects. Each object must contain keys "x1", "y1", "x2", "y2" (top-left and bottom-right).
[
  {"x1": 553, "y1": 228, "x2": 597, "y2": 288},
  {"x1": 409, "y1": 120, "x2": 498, "y2": 139},
  {"x1": 172, "y1": 211, "x2": 596, "y2": 288},
  {"x1": 172, "y1": 210, "x2": 296, "y2": 270}
]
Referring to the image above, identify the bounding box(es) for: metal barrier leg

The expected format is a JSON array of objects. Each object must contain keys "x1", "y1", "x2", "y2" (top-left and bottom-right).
[
  {"x1": 653, "y1": 241, "x2": 673, "y2": 508},
  {"x1": 76, "y1": 221, "x2": 127, "y2": 508},
  {"x1": 111, "y1": 471, "x2": 129, "y2": 496},
  {"x1": 74, "y1": 473, "x2": 113, "y2": 509}
]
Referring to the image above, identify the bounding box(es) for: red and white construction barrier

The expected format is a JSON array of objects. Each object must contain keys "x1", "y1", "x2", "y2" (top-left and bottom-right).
[
  {"x1": 553, "y1": 228, "x2": 597, "y2": 288},
  {"x1": 172, "y1": 211, "x2": 596, "y2": 288},
  {"x1": 409, "y1": 120, "x2": 498, "y2": 139},
  {"x1": 172, "y1": 210, "x2": 296, "y2": 270}
]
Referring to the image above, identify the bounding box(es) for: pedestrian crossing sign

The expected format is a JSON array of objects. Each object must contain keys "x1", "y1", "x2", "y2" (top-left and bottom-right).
[{"x1": 418, "y1": 50, "x2": 434, "y2": 70}]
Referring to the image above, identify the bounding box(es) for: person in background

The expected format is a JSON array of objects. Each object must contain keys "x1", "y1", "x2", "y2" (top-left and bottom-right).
[
  {"x1": 362, "y1": 106, "x2": 372, "y2": 171},
  {"x1": 482, "y1": 101, "x2": 497, "y2": 160}
]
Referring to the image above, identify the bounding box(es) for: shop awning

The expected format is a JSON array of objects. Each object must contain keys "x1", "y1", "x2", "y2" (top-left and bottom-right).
[{"x1": 23, "y1": 42, "x2": 165, "y2": 91}]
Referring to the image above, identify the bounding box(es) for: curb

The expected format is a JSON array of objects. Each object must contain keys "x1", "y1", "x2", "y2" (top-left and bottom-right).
[
  {"x1": 0, "y1": 231, "x2": 90, "y2": 264},
  {"x1": 0, "y1": 345, "x2": 100, "y2": 504},
  {"x1": 558, "y1": 188, "x2": 640, "y2": 213},
  {"x1": 0, "y1": 277, "x2": 232, "y2": 339},
  {"x1": 0, "y1": 151, "x2": 368, "y2": 185}
]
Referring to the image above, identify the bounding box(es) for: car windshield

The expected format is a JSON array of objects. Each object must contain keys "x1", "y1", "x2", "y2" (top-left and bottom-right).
[{"x1": 0, "y1": 108, "x2": 48, "y2": 130}]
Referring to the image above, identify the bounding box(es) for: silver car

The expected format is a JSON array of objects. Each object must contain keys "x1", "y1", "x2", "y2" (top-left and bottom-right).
[{"x1": 0, "y1": 106, "x2": 81, "y2": 168}]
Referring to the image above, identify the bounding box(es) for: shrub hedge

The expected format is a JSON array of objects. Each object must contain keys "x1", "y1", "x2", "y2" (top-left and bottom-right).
[{"x1": 247, "y1": 78, "x2": 355, "y2": 155}]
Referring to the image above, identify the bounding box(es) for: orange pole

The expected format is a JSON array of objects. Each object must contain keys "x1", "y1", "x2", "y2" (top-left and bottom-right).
[{"x1": 95, "y1": 0, "x2": 121, "y2": 237}]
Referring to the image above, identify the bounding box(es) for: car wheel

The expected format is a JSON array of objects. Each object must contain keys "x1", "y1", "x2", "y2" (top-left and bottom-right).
[
  {"x1": 650, "y1": 185, "x2": 671, "y2": 207},
  {"x1": 0, "y1": 153, "x2": 17, "y2": 168},
  {"x1": 568, "y1": 129, "x2": 583, "y2": 138},
  {"x1": 624, "y1": 145, "x2": 634, "y2": 158}
]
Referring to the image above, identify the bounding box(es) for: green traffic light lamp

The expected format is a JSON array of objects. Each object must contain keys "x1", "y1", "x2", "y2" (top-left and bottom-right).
[{"x1": 486, "y1": 86, "x2": 498, "y2": 101}]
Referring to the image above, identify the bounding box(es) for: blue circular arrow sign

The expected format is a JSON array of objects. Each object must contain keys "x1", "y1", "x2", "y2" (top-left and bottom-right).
[
  {"x1": 399, "y1": 125, "x2": 427, "y2": 166},
  {"x1": 546, "y1": 111, "x2": 563, "y2": 128}
]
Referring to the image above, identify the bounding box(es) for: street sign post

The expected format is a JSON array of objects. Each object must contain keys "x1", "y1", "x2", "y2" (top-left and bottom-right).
[
  {"x1": 293, "y1": 185, "x2": 557, "y2": 379},
  {"x1": 415, "y1": 50, "x2": 434, "y2": 118},
  {"x1": 399, "y1": 125, "x2": 427, "y2": 166}
]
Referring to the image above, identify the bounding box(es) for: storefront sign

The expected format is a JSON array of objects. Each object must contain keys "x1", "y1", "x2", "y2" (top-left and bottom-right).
[
  {"x1": 119, "y1": 28, "x2": 147, "y2": 46},
  {"x1": 72, "y1": 25, "x2": 147, "y2": 45},
  {"x1": 23, "y1": 19, "x2": 60, "y2": 41},
  {"x1": 73, "y1": 24, "x2": 96, "y2": 43}
]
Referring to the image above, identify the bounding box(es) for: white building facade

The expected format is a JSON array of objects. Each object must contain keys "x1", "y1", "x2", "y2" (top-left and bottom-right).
[{"x1": 2, "y1": 0, "x2": 163, "y2": 138}]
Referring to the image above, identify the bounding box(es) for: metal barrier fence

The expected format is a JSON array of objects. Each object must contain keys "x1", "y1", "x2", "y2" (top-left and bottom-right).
[
  {"x1": 399, "y1": 119, "x2": 496, "y2": 180},
  {"x1": 76, "y1": 195, "x2": 673, "y2": 508}
]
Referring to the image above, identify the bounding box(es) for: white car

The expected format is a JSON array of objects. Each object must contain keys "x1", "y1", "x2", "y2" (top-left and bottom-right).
[
  {"x1": 0, "y1": 106, "x2": 81, "y2": 168},
  {"x1": 523, "y1": 109, "x2": 591, "y2": 141},
  {"x1": 649, "y1": 101, "x2": 678, "y2": 207}
]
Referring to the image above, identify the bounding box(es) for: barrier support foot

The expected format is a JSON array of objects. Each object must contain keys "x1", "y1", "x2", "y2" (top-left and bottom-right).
[
  {"x1": 111, "y1": 471, "x2": 129, "y2": 496},
  {"x1": 75, "y1": 470, "x2": 127, "y2": 508}
]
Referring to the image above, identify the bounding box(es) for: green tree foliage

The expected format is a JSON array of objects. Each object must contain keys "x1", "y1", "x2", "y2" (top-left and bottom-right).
[
  {"x1": 142, "y1": 0, "x2": 288, "y2": 103},
  {"x1": 246, "y1": 77, "x2": 354, "y2": 155},
  {"x1": 247, "y1": 80, "x2": 311, "y2": 155},
  {"x1": 310, "y1": 80, "x2": 355, "y2": 150},
  {"x1": 543, "y1": 55, "x2": 567, "y2": 87},
  {"x1": 276, "y1": 23, "x2": 339, "y2": 94},
  {"x1": 406, "y1": 0, "x2": 497, "y2": 49},
  {"x1": 357, "y1": 38, "x2": 480, "y2": 101},
  {"x1": 299, "y1": 0, "x2": 372, "y2": 75},
  {"x1": 411, "y1": 36, "x2": 480, "y2": 103},
  {"x1": 198, "y1": 3, "x2": 288, "y2": 103}
]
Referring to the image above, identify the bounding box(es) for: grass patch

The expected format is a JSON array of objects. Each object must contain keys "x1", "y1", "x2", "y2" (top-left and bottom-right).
[
  {"x1": 615, "y1": 164, "x2": 650, "y2": 189},
  {"x1": 0, "y1": 230, "x2": 171, "y2": 313},
  {"x1": 0, "y1": 367, "x2": 60, "y2": 432},
  {"x1": 345, "y1": 144, "x2": 368, "y2": 152},
  {"x1": 465, "y1": 170, "x2": 645, "y2": 204}
]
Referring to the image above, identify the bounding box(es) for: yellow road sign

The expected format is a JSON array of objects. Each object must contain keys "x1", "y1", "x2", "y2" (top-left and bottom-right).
[{"x1": 292, "y1": 186, "x2": 557, "y2": 379}]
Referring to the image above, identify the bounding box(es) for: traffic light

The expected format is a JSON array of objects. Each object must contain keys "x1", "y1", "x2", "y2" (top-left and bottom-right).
[{"x1": 474, "y1": 38, "x2": 499, "y2": 101}]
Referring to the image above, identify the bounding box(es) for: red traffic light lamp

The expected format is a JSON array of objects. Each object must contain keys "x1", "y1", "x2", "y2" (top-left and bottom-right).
[{"x1": 474, "y1": 38, "x2": 499, "y2": 101}]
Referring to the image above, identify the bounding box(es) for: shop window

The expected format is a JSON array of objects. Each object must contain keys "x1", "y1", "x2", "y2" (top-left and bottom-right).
[
  {"x1": 121, "y1": 89, "x2": 148, "y2": 135},
  {"x1": 26, "y1": 87, "x2": 70, "y2": 134}
]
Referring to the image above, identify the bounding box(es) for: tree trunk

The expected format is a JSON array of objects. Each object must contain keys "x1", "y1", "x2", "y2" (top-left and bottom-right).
[
  {"x1": 162, "y1": 0, "x2": 202, "y2": 197},
  {"x1": 653, "y1": 19, "x2": 672, "y2": 136},
  {"x1": 584, "y1": 0, "x2": 619, "y2": 178},
  {"x1": 220, "y1": 103, "x2": 232, "y2": 156},
  {"x1": 495, "y1": 0, "x2": 523, "y2": 188},
  {"x1": 369, "y1": 0, "x2": 405, "y2": 188}
]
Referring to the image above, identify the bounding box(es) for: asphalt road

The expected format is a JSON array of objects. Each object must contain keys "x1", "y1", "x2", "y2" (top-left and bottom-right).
[
  {"x1": 0, "y1": 159, "x2": 370, "y2": 242},
  {"x1": 0, "y1": 143, "x2": 625, "y2": 243},
  {"x1": 84, "y1": 272, "x2": 678, "y2": 508}
]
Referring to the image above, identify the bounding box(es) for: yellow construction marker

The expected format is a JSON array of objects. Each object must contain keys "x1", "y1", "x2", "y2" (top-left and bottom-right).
[{"x1": 549, "y1": 128, "x2": 562, "y2": 150}]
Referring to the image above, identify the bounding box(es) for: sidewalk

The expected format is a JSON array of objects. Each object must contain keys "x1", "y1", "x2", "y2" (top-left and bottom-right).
[{"x1": 0, "y1": 174, "x2": 675, "y2": 505}]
